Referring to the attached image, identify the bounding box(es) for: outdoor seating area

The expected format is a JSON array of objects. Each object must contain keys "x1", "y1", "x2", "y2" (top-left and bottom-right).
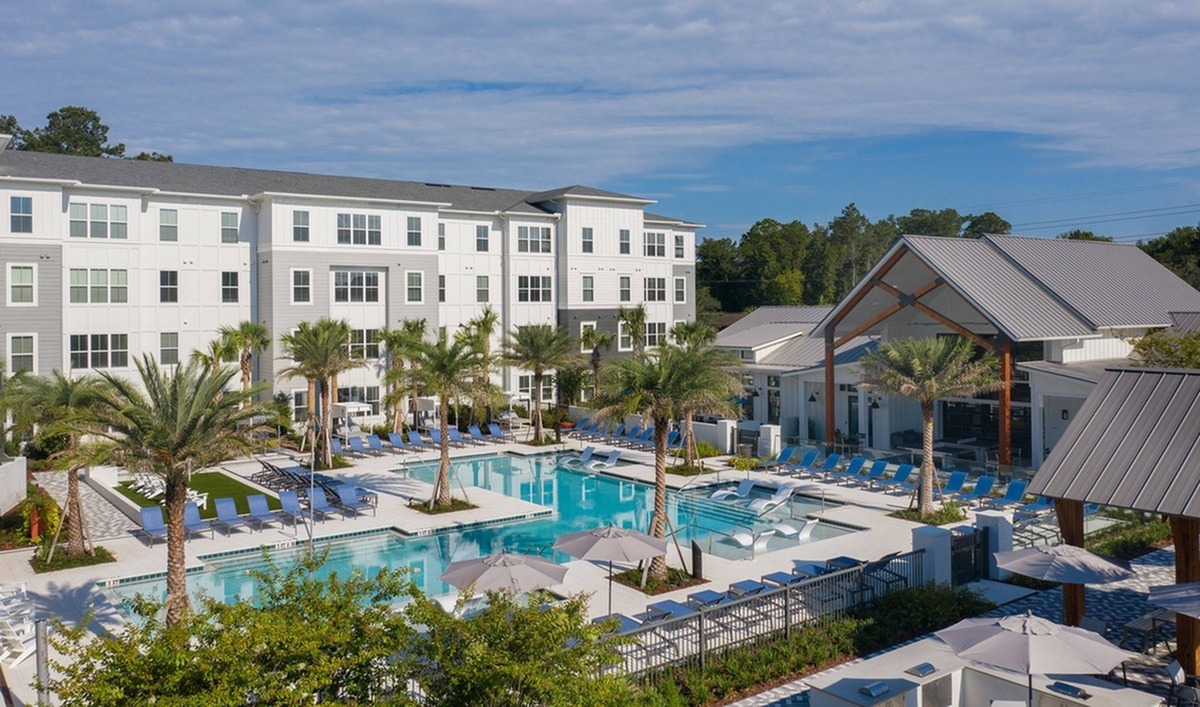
[{"x1": 0, "y1": 583, "x2": 35, "y2": 669}]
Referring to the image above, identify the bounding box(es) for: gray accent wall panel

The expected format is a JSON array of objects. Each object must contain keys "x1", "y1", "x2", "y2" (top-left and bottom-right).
[
  {"x1": 558, "y1": 308, "x2": 622, "y2": 341},
  {"x1": 673, "y1": 263, "x2": 695, "y2": 323},
  {"x1": 0, "y1": 242, "x2": 63, "y2": 375}
]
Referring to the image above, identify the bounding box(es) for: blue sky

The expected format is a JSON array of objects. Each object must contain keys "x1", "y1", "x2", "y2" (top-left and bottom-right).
[{"x1": 5, "y1": 1, "x2": 1199, "y2": 242}]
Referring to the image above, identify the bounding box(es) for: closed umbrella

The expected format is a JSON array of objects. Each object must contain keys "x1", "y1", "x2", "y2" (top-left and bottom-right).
[
  {"x1": 1149, "y1": 582, "x2": 1200, "y2": 619},
  {"x1": 936, "y1": 612, "x2": 1133, "y2": 703},
  {"x1": 553, "y1": 525, "x2": 668, "y2": 616},
  {"x1": 439, "y1": 550, "x2": 568, "y2": 594},
  {"x1": 995, "y1": 545, "x2": 1134, "y2": 584}
]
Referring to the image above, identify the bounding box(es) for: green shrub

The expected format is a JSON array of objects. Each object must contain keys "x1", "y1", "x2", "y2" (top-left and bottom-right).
[
  {"x1": 1087, "y1": 517, "x2": 1172, "y2": 560},
  {"x1": 728, "y1": 456, "x2": 760, "y2": 471},
  {"x1": 890, "y1": 501, "x2": 966, "y2": 525}
]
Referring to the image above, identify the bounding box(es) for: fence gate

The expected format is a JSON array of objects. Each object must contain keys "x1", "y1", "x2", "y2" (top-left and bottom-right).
[{"x1": 950, "y1": 526, "x2": 987, "y2": 585}]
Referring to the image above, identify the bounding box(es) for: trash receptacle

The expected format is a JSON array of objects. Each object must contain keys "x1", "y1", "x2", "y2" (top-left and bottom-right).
[
  {"x1": 736, "y1": 443, "x2": 754, "y2": 458},
  {"x1": 691, "y1": 541, "x2": 703, "y2": 580}
]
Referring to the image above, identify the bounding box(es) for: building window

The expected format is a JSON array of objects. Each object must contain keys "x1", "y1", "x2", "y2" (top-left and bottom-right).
[
  {"x1": 8, "y1": 265, "x2": 33, "y2": 304},
  {"x1": 292, "y1": 270, "x2": 311, "y2": 303},
  {"x1": 406, "y1": 271, "x2": 423, "y2": 303},
  {"x1": 644, "y1": 277, "x2": 666, "y2": 302},
  {"x1": 111, "y1": 269, "x2": 127, "y2": 302},
  {"x1": 160, "y1": 332, "x2": 179, "y2": 365},
  {"x1": 159, "y1": 209, "x2": 178, "y2": 241},
  {"x1": 518, "y1": 374, "x2": 554, "y2": 401},
  {"x1": 221, "y1": 272, "x2": 239, "y2": 303},
  {"x1": 221, "y1": 212, "x2": 238, "y2": 243},
  {"x1": 438, "y1": 275, "x2": 446, "y2": 303},
  {"x1": 438, "y1": 223, "x2": 446, "y2": 251},
  {"x1": 69, "y1": 203, "x2": 127, "y2": 239},
  {"x1": 582, "y1": 275, "x2": 594, "y2": 302},
  {"x1": 333, "y1": 270, "x2": 380, "y2": 303},
  {"x1": 293, "y1": 210, "x2": 309, "y2": 242},
  {"x1": 349, "y1": 329, "x2": 380, "y2": 359},
  {"x1": 674, "y1": 234, "x2": 685, "y2": 258},
  {"x1": 407, "y1": 216, "x2": 422, "y2": 247},
  {"x1": 10, "y1": 196, "x2": 32, "y2": 233},
  {"x1": 8, "y1": 335, "x2": 34, "y2": 374},
  {"x1": 90, "y1": 269, "x2": 109, "y2": 304},
  {"x1": 476, "y1": 225, "x2": 489, "y2": 252},
  {"x1": 645, "y1": 322, "x2": 667, "y2": 348},
  {"x1": 517, "y1": 226, "x2": 551, "y2": 253},
  {"x1": 619, "y1": 276, "x2": 631, "y2": 302},
  {"x1": 292, "y1": 389, "x2": 309, "y2": 423},
  {"x1": 619, "y1": 229, "x2": 631, "y2": 254},
  {"x1": 674, "y1": 277, "x2": 686, "y2": 303},
  {"x1": 618, "y1": 322, "x2": 632, "y2": 352},
  {"x1": 70, "y1": 268, "x2": 125, "y2": 304},
  {"x1": 71, "y1": 334, "x2": 128, "y2": 369},
  {"x1": 160, "y1": 270, "x2": 179, "y2": 303},
  {"x1": 582, "y1": 227, "x2": 594, "y2": 253},
  {"x1": 644, "y1": 231, "x2": 665, "y2": 257},
  {"x1": 475, "y1": 276, "x2": 489, "y2": 303},
  {"x1": 337, "y1": 213, "x2": 382, "y2": 245},
  {"x1": 579, "y1": 322, "x2": 596, "y2": 353},
  {"x1": 517, "y1": 275, "x2": 552, "y2": 302},
  {"x1": 336, "y1": 385, "x2": 381, "y2": 415}
]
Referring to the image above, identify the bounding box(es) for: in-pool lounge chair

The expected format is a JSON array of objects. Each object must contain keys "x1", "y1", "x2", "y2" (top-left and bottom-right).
[
  {"x1": 747, "y1": 486, "x2": 793, "y2": 514},
  {"x1": 138, "y1": 506, "x2": 168, "y2": 545},
  {"x1": 711, "y1": 479, "x2": 755, "y2": 502},
  {"x1": 586, "y1": 449, "x2": 621, "y2": 470},
  {"x1": 213, "y1": 498, "x2": 252, "y2": 535},
  {"x1": 558, "y1": 446, "x2": 595, "y2": 467},
  {"x1": 183, "y1": 501, "x2": 214, "y2": 539}
]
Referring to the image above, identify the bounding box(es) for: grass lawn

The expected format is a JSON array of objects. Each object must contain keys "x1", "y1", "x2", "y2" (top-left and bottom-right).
[{"x1": 116, "y1": 472, "x2": 281, "y2": 519}]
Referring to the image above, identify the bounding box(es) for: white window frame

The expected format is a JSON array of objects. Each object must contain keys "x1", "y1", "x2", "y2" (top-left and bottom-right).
[
  {"x1": 221, "y1": 271, "x2": 239, "y2": 303},
  {"x1": 160, "y1": 270, "x2": 179, "y2": 303},
  {"x1": 348, "y1": 329, "x2": 380, "y2": 359},
  {"x1": 579, "y1": 322, "x2": 596, "y2": 353},
  {"x1": 159, "y1": 208, "x2": 178, "y2": 242},
  {"x1": 476, "y1": 275, "x2": 489, "y2": 303},
  {"x1": 438, "y1": 222, "x2": 446, "y2": 251},
  {"x1": 293, "y1": 210, "x2": 310, "y2": 242},
  {"x1": 476, "y1": 224, "x2": 489, "y2": 252},
  {"x1": 645, "y1": 322, "x2": 667, "y2": 348},
  {"x1": 582, "y1": 227, "x2": 594, "y2": 253},
  {"x1": 160, "y1": 332, "x2": 180, "y2": 366},
  {"x1": 7, "y1": 333, "x2": 36, "y2": 375},
  {"x1": 517, "y1": 275, "x2": 552, "y2": 303},
  {"x1": 617, "y1": 321, "x2": 632, "y2": 352},
  {"x1": 517, "y1": 225, "x2": 552, "y2": 253},
  {"x1": 405, "y1": 270, "x2": 424, "y2": 304},
  {"x1": 438, "y1": 274, "x2": 446, "y2": 303},
  {"x1": 644, "y1": 231, "x2": 666, "y2": 257},
  {"x1": 7, "y1": 263, "x2": 36, "y2": 306},
  {"x1": 10, "y1": 196, "x2": 32, "y2": 233},
  {"x1": 407, "y1": 216, "x2": 422, "y2": 247},
  {"x1": 674, "y1": 277, "x2": 686, "y2": 303},
  {"x1": 674, "y1": 233, "x2": 685, "y2": 258},
  {"x1": 71, "y1": 268, "x2": 127, "y2": 304},
  {"x1": 619, "y1": 229, "x2": 631, "y2": 254},
  {"x1": 220, "y1": 211, "x2": 239, "y2": 243},
  {"x1": 291, "y1": 388, "x2": 310, "y2": 424},
  {"x1": 291, "y1": 268, "x2": 313, "y2": 305},
  {"x1": 619, "y1": 276, "x2": 631, "y2": 302},
  {"x1": 581, "y1": 275, "x2": 594, "y2": 303},
  {"x1": 644, "y1": 277, "x2": 666, "y2": 302},
  {"x1": 332, "y1": 269, "x2": 380, "y2": 303}
]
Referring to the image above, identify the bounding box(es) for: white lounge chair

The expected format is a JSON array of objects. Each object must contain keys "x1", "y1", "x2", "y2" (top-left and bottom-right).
[
  {"x1": 558, "y1": 446, "x2": 596, "y2": 467},
  {"x1": 710, "y1": 479, "x2": 756, "y2": 502},
  {"x1": 724, "y1": 527, "x2": 776, "y2": 552},
  {"x1": 771, "y1": 518, "x2": 819, "y2": 542},
  {"x1": 746, "y1": 486, "x2": 793, "y2": 514},
  {"x1": 586, "y1": 450, "x2": 622, "y2": 470}
]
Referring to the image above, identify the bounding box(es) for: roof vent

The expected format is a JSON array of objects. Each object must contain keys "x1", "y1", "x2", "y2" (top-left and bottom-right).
[
  {"x1": 470, "y1": 186, "x2": 496, "y2": 192},
  {"x1": 423, "y1": 183, "x2": 452, "y2": 188}
]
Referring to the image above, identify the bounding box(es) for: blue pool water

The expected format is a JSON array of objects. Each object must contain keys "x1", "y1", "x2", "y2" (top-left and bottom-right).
[{"x1": 105, "y1": 454, "x2": 855, "y2": 609}]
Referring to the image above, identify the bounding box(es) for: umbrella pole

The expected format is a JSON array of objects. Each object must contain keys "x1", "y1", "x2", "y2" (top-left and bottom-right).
[
  {"x1": 1028, "y1": 674, "x2": 1033, "y2": 704},
  {"x1": 608, "y1": 560, "x2": 613, "y2": 617}
]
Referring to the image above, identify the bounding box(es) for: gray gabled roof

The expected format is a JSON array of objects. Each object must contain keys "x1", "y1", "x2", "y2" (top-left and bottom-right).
[
  {"x1": 986, "y1": 235, "x2": 1200, "y2": 329},
  {"x1": 0, "y1": 151, "x2": 658, "y2": 217},
  {"x1": 525, "y1": 184, "x2": 650, "y2": 204},
  {"x1": 1172, "y1": 312, "x2": 1200, "y2": 333},
  {"x1": 1017, "y1": 358, "x2": 1134, "y2": 384},
  {"x1": 769, "y1": 335, "x2": 876, "y2": 373},
  {"x1": 716, "y1": 305, "x2": 832, "y2": 349},
  {"x1": 1027, "y1": 368, "x2": 1200, "y2": 518},
  {"x1": 644, "y1": 211, "x2": 704, "y2": 228}
]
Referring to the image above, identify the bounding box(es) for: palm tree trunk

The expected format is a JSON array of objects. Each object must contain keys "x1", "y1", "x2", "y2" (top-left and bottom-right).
[
  {"x1": 241, "y1": 349, "x2": 252, "y2": 393},
  {"x1": 919, "y1": 400, "x2": 936, "y2": 515},
  {"x1": 434, "y1": 396, "x2": 453, "y2": 506},
  {"x1": 164, "y1": 478, "x2": 190, "y2": 625},
  {"x1": 683, "y1": 413, "x2": 696, "y2": 467},
  {"x1": 532, "y1": 372, "x2": 543, "y2": 441},
  {"x1": 393, "y1": 370, "x2": 404, "y2": 434},
  {"x1": 648, "y1": 421, "x2": 670, "y2": 580},
  {"x1": 65, "y1": 467, "x2": 85, "y2": 557},
  {"x1": 321, "y1": 379, "x2": 333, "y2": 468},
  {"x1": 306, "y1": 379, "x2": 316, "y2": 449},
  {"x1": 410, "y1": 362, "x2": 420, "y2": 430},
  {"x1": 591, "y1": 349, "x2": 602, "y2": 399}
]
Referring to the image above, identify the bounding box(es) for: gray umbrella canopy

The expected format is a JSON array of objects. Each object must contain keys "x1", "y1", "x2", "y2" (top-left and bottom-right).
[
  {"x1": 1149, "y1": 582, "x2": 1200, "y2": 620},
  {"x1": 438, "y1": 550, "x2": 568, "y2": 594},
  {"x1": 937, "y1": 612, "x2": 1133, "y2": 676},
  {"x1": 995, "y1": 545, "x2": 1134, "y2": 585},
  {"x1": 553, "y1": 525, "x2": 668, "y2": 563}
]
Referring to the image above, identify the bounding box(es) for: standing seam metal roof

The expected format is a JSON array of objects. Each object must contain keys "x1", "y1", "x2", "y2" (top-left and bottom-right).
[
  {"x1": 1026, "y1": 368, "x2": 1200, "y2": 518},
  {"x1": 1171, "y1": 312, "x2": 1200, "y2": 333},
  {"x1": 715, "y1": 305, "x2": 832, "y2": 349}
]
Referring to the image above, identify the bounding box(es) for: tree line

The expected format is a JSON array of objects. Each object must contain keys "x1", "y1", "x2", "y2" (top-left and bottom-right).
[
  {"x1": 697, "y1": 203, "x2": 1200, "y2": 313},
  {"x1": 2, "y1": 105, "x2": 172, "y2": 161}
]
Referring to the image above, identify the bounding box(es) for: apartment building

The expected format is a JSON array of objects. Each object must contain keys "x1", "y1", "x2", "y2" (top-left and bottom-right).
[{"x1": 0, "y1": 142, "x2": 700, "y2": 422}]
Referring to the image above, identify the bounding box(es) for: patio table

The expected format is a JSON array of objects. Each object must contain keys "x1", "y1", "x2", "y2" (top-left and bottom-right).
[{"x1": 1120, "y1": 607, "x2": 1175, "y2": 654}]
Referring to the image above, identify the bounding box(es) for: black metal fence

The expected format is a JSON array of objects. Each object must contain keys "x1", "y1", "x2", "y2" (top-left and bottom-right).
[
  {"x1": 610, "y1": 549, "x2": 925, "y2": 678},
  {"x1": 950, "y1": 526, "x2": 987, "y2": 585}
]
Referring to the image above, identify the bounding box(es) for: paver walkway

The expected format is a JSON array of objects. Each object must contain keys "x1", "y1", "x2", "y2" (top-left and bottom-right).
[{"x1": 34, "y1": 470, "x2": 137, "y2": 541}]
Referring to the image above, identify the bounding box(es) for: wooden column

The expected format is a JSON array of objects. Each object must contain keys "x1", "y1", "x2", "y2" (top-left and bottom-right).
[
  {"x1": 1171, "y1": 517, "x2": 1200, "y2": 676},
  {"x1": 825, "y1": 326, "x2": 836, "y2": 447},
  {"x1": 998, "y1": 336, "x2": 1012, "y2": 467},
  {"x1": 1054, "y1": 498, "x2": 1085, "y2": 626}
]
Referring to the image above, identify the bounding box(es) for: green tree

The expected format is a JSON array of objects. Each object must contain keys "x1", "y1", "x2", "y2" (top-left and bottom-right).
[
  {"x1": 580, "y1": 326, "x2": 615, "y2": 399},
  {"x1": 0, "y1": 115, "x2": 23, "y2": 148},
  {"x1": 1133, "y1": 329, "x2": 1200, "y2": 369},
  {"x1": 502, "y1": 325, "x2": 581, "y2": 442},
  {"x1": 617, "y1": 304, "x2": 648, "y2": 356},
  {"x1": 278, "y1": 319, "x2": 361, "y2": 468},
  {"x1": 555, "y1": 366, "x2": 588, "y2": 408},
  {"x1": 381, "y1": 318, "x2": 429, "y2": 432},
  {"x1": 2, "y1": 371, "x2": 105, "y2": 557},
  {"x1": 896, "y1": 208, "x2": 965, "y2": 238},
  {"x1": 415, "y1": 333, "x2": 481, "y2": 507},
  {"x1": 668, "y1": 323, "x2": 743, "y2": 466},
  {"x1": 404, "y1": 589, "x2": 633, "y2": 706},
  {"x1": 464, "y1": 306, "x2": 502, "y2": 423},
  {"x1": 189, "y1": 336, "x2": 236, "y2": 374},
  {"x1": 770, "y1": 268, "x2": 806, "y2": 305},
  {"x1": 47, "y1": 550, "x2": 419, "y2": 704},
  {"x1": 694, "y1": 284, "x2": 723, "y2": 326},
  {"x1": 132, "y1": 151, "x2": 174, "y2": 162},
  {"x1": 856, "y1": 337, "x2": 1005, "y2": 515},
  {"x1": 830, "y1": 203, "x2": 871, "y2": 291},
  {"x1": 695, "y1": 236, "x2": 741, "y2": 312},
  {"x1": 1140, "y1": 224, "x2": 1200, "y2": 290},
  {"x1": 220, "y1": 320, "x2": 271, "y2": 396},
  {"x1": 962, "y1": 211, "x2": 1012, "y2": 239},
  {"x1": 19, "y1": 106, "x2": 126, "y2": 157},
  {"x1": 84, "y1": 357, "x2": 266, "y2": 624},
  {"x1": 1057, "y1": 229, "x2": 1113, "y2": 242}
]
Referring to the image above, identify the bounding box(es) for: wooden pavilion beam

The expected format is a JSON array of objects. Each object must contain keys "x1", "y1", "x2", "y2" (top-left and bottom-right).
[
  {"x1": 998, "y1": 335, "x2": 1012, "y2": 467},
  {"x1": 1054, "y1": 498, "x2": 1086, "y2": 626},
  {"x1": 827, "y1": 246, "x2": 910, "y2": 330},
  {"x1": 835, "y1": 303, "x2": 904, "y2": 348},
  {"x1": 825, "y1": 326, "x2": 836, "y2": 446},
  {"x1": 1171, "y1": 517, "x2": 1200, "y2": 676}
]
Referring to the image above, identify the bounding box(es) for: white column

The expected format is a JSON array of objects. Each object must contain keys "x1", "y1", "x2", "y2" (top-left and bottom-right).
[
  {"x1": 911, "y1": 525, "x2": 953, "y2": 586},
  {"x1": 975, "y1": 510, "x2": 1014, "y2": 581},
  {"x1": 1031, "y1": 391, "x2": 1045, "y2": 467},
  {"x1": 715, "y1": 419, "x2": 738, "y2": 454},
  {"x1": 758, "y1": 424, "x2": 781, "y2": 457}
]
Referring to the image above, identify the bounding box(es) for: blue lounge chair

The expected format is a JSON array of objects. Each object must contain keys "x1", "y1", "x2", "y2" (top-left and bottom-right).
[
  {"x1": 956, "y1": 475, "x2": 997, "y2": 507},
  {"x1": 330, "y1": 437, "x2": 349, "y2": 457},
  {"x1": 336, "y1": 484, "x2": 375, "y2": 517},
  {"x1": 213, "y1": 497, "x2": 252, "y2": 535},
  {"x1": 874, "y1": 464, "x2": 916, "y2": 494},
  {"x1": 614, "y1": 425, "x2": 643, "y2": 447},
  {"x1": 569, "y1": 421, "x2": 597, "y2": 439},
  {"x1": 408, "y1": 430, "x2": 436, "y2": 450},
  {"x1": 848, "y1": 460, "x2": 888, "y2": 487},
  {"x1": 596, "y1": 423, "x2": 625, "y2": 442},
  {"x1": 448, "y1": 428, "x2": 474, "y2": 447},
  {"x1": 935, "y1": 470, "x2": 969, "y2": 498},
  {"x1": 711, "y1": 478, "x2": 755, "y2": 502},
  {"x1": 824, "y1": 457, "x2": 866, "y2": 483},
  {"x1": 593, "y1": 613, "x2": 642, "y2": 633},
  {"x1": 366, "y1": 434, "x2": 390, "y2": 454},
  {"x1": 728, "y1": 579, "x2": 769, "y2": 598},
  {"x1": 982, "y1": 479, "x2": 1029, "y2": 509},
  {"x1": 347, "y1": 436, "x2": 375, "y2": 456},
  {"x1": 638, "y1": 599, "x2": 697, "y2": 623},
  {"x1": 629, "y1": 428, "x2": 658, "y2": 449},
  {"x1": 666, "y1": 430, "x2": 683, "y2": 450},
  {"x1": 277, "y1": 490, "x2": 306, "y2": 524},
  {"x1": 138, "y1": 506, "x2": 168, "y2": 544},
  {"x1": 796, "y1": 453, "x2": 841, "y2": 479},
  {"x1": 308, "y1": 487, "x2": 341, "y2": 519},
  {"x1": 758, "y1": 446, "x2": 797, "y2": 469},
  {"x1": 247, "y1": 494, "x2": 283, "y2": 529},
  {"x1": 467, "y1": 424, "x2": 495, "y2": 444},
  {"x1": 183, "y1": 501, "x2": 214, "y2": 539},
  {"x1": 428, "y1": 429, "x2": 447, "y2": 448},
  {"x1": 558, "y1": 446, "x2": 595, "y2": 467},
  {"x1": 487, "y1": 422, "x2": 516, "y2": 442},
  {"x1": 777, "y1": 449, "x2": 819, "y2": 475},
  {"x1": 587, "y1": 449, "x2": 621, "y2": 470},
  {"x1": 1016, "y1": 495, "x2": 1054, "y2": 515},
  {"x1": 387, "y1": 432, "x2": 414, "y2": 452}
]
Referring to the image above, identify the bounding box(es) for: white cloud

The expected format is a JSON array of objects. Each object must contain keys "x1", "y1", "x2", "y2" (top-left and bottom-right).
[{"x1": 4, "y1": 0, "x2": 1199, "y2": 188}]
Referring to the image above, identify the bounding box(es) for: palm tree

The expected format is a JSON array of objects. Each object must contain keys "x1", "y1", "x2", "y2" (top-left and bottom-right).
[
  {"x1": 464, "y1": 306, "x2": 501, "y2": 423},
  {"x1": 3, "y1": 371, "x2": 105, "y2": 558},
  {"x1": 857, "y1": 336, "x2": 1006, "y2": 515},
  {"x1": 580, "y1": 327, "x2": 615, "y2": 400},
  {"x1": 190, "y1": 336, "x2": 236, "y2": 374},
  {"x1": 414, "y1": 333, "x2": 481, "y2": 507},
  {"x1": 220, "y1": 320, "x2": 271, "y2": 396},
  {"x1": 278, "y1": 319, "x2": 361, "y2": 468},
  {"x1": 502, "y1": 325, "x2": 581, "y2": 442},
  {"x1": 84, "y1": 356, "x2": 266, "y2": 624},
  {"x1": 669, "y1": 322, "x2": 741, "y2": 466},
  {"x1": 381, "y1": 319, "x2": 428, "y2": 432},
  {"x1": 597, "y1": 345, "x2": 718, "y2": 580},
  {"x1": 618, "y1": 305, "x2": 647, "y2": 356}
]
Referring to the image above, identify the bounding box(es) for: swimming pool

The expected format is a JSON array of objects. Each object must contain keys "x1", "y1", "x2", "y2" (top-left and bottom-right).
[{"x1": 105, "y1": 454, "x2": 855, "y2": 610}]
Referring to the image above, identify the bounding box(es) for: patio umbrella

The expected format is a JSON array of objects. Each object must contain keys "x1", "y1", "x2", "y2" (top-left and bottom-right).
[
  {"x1": 995, "y1": 545, "x2": 1134, "y2": 584},
  {"x1": 1149, "y1": 582, "x2": 1200, "y2": 619},
  {"x1": 553, "y1": 525, "x2": 668, "y2": 616},
  {"x1": 438, "y1": 550, "x2": 568, "y2": 594},
  {"x1": 936, "y1": 612, "x2": 1134, "y2": 703}
]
